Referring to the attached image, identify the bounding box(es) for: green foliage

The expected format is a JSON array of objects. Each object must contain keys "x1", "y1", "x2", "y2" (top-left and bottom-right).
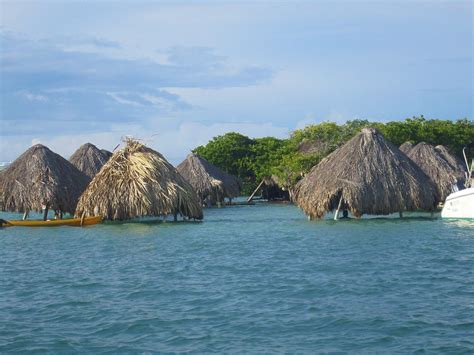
[{"x1": 192, "y1": 118, "x2": 473, "y2": 194}]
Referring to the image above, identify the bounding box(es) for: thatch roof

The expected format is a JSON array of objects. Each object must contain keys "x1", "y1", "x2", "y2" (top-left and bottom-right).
[
  {"x1": 101, "y1": 149, "x2": 113, "y2": 159},
  {"x1": 294, "y1": 128, "x2": 438, "y2": 219},
  {"x1": 75, "y1": 139, "x2": 203, "y2": 220},
  {"x1": 177, "y1": 153, "x2": 241, "y2": 203},
  {"x1": 435, "y1": 145, "x2": 466, "y2": 175},
  {"x1": 399, "y1": 141, "x2": 414, "y2": 155},
  {"x1": 0, "y1": 144, "x2": 90, "y2": 213},
  {"x1": 407, "y1": 142, "x2": 464, "y2": 201},
  {"x1": 69, "y1": 143, "x2": 112, "y2": 178}
]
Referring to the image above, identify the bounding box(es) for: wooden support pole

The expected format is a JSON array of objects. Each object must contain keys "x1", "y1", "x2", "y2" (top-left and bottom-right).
[
  {"x1": 248, "y1": 179, "x2": 265, "y2": 202},
  {"x1": 216, "y1": 191, "x2": 222, "y2": 208},
  {"x1": 43, "y1": 206, "x2": 49, "y2": 221},
  {"x1": 334, "y1": 195, "x2": 343, "y2": 221}
]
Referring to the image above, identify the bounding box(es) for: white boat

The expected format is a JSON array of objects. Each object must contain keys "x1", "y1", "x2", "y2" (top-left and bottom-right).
[
  {"x1": 441, "y1": 147, "x2": 474, "y2": 219},
  {"x1": 441, "y1": 187, "x2": 474, "y2": 219}
]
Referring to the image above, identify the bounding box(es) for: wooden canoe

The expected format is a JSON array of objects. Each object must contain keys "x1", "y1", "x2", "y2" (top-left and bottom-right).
[{"x1": 4, "y1": 216, "x2": 102, "y2": 227}]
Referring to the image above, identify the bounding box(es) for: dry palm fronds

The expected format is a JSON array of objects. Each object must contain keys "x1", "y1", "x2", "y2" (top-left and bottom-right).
[
  {"x1": 407, "y1": 142, "x2": 465, "y2": 201},
  {"x1": 0, "y1": 144, "x2": 90, "y2": 213},
  {"x1": 176, "y1": 153, "x2": 241, "y2": 204},
  {"x1": 399, "y1": 141, "x2": 414, "y2": 155},
  {"x1": 435, "y1": 145, "x2": 466, "y2": 176},
  {"x1": 75, "y1": 139, "x2": 203, "y2": 220},
  {"x1": 294, "y1": 128, "x2": 438, "y2": 219},
  {"x1": 69, "y1": 143, "x2": 112, "y2": 178}
]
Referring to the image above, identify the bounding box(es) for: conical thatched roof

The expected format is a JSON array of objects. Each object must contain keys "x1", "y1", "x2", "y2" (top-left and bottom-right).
[
  {"x1": 399, "y1": 141, "x2": 414, "y2": 155},
  {"x1": 176, "y1": 153, "x2": 241, "y2": 203},
  {"x1": 75, "y1": 139, "x2": 203, "y2": 220},
  {"x1": 407, "y1": 142, "x2": 464, "y2": 201},
  {"x1": 0, "y1": 144, "x2": 90, "y2": 213},
  {"x1": 435, "y1": 145, "x2": 466, "y2": 175},
  {"x1": 69, "y1": 143, "x2": 112, "y2": 178},
  {"x1": 294, "y1": 128, "x2": 438, "y2": 219},
  {"x1": 101, "y1": 149, "x2": 113, "y2": 159}
]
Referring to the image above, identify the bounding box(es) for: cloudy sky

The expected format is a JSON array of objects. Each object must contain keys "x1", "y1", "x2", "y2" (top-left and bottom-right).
[{"x1": 0, "y1": 0, "x2": 472, "y2": 163}]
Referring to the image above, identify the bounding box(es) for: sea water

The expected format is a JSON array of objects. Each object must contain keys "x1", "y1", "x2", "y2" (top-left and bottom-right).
[{"x1": 1, "y1": 203, "x2": 473, "y2": 352}]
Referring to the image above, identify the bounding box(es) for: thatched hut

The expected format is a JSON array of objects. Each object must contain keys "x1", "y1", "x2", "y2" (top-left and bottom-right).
[
  {"x1": 407, "y1": 142, "x2": 465, "y2": 201},
  {"x1": 399, "y1": 141, "x2": 414, "y2": 155},
  {"x1": 0, "y1": 144, "x2": 90, "y2": 219},
  {"x1": 101, "y1": 149, "x2": 113, "y2": 160},
  {"x1": 435, "y1": 145, "x2": 466, "y2": 175},
  {"x1": 176, "y1": 153, "x2": 241, "y2": 206},
  {"x1": 247, "y1": 175, "x2": 290, "y2": 203},
  {"x1": 75, "y1": 139, "x2": 203, "y2": 221},
  {"x1": 294, "y1": 128, "x2": 438, "y2": 219},
  {"x1": 69, "y1": 143, "x2": 112, "y2": 178}
]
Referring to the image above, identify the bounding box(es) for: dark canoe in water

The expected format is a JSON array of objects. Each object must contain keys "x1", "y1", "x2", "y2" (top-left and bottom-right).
[{"x1": 3, "y1": 216, "x2": 102, "y2": 227}]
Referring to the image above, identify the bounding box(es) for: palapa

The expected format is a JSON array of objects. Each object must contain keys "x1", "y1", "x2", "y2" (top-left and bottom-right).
[
  {"x1": 434, "y1": 145, "x2": 466, "y2": 176},
  {"x1": 294, "y1": 128, "x2": 438, "y2": 219},
  {"x1": 407, "y1": 142, "x2": 465, "y2": 201},
  {"x1": 69, "y1": 143, "x2": 112, "y2": 178},
  {"x1": 0, "y1": 144, "x2": 90, "y2": 215},
  {"x1": 75, "y1": 139, "x2": 203, "y2": 220},
  {"x1": 399, "y1": 141, "x2": 414, "y2": 155},
  {"x1": 176, "y1": 153, "x2": 241, "y2": 205}
]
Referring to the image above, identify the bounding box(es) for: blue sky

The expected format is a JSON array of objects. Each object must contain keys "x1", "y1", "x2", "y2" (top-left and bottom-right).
[{"x1": 0, "y1": 0, "x2": 472, "y2": 163}]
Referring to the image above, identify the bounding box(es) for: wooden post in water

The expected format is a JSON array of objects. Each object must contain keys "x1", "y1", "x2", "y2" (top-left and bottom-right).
[
  {"x1": 43, "y1": 205, "x2": 49, "y2": 221},
  {"x1": 248, "y1": 179, "x2": 265, "y2": 202},
  {"x1": 216, "y1": 191, "x2": 222, "y2": 208},
  {"x1": 334, "y1": 195, "x2": 343, "y2": 221}
]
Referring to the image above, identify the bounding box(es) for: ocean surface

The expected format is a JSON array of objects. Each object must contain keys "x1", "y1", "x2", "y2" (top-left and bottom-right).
[{"x1": 1, "y1": 203, "x2": 473, "y2": 353}]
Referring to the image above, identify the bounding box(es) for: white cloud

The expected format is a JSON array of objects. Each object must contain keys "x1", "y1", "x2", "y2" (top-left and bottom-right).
[
  {"x1": 0, "y1": 120, "x2": 290, "y2": 165},
  {"x1": 106, "y1": 92, "x2": 143, "y2": 107},
  {"x1": 18, "y1": 90, "x2": 49, "y2": 102}
]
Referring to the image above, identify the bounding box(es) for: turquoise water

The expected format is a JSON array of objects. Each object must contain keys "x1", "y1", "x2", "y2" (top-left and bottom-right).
[{"x1": 1, "y1": 203, "x2": 473, "y2": 352}]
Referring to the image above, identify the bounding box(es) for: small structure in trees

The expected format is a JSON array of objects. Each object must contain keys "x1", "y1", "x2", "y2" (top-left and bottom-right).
[{"x1": 177, "y1": 153, "x2": 241, "y2": 206}]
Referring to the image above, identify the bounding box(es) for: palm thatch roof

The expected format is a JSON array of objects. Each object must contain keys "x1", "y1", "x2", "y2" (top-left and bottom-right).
[
  {"x1": 435, "y1": 145, "x2": 466, "y2": 175},
  {"x1": 75, "y1": 139, "x2": 203, "y2": 220},
  {"x1": 0, "y1": 144, "x2": 90, "y2": 213},
  {"x1": 101, "y1": 149, "x2": 113, "y2": 159},
  {"x1": 69, "y1": 143, "x2": 112, "y2": 178},
  {"x1": 294, "y1": 128, "x2": 438, "y2": 219},
  {"x1": 399, "y1": 141, "x2": 414, "y2": 155},
  {"x1": 407, "y1": 142, "x2": 465, "y2": 201},
  {"x1": 176, "y1": 153, "x2": 241, "y2": 204}
]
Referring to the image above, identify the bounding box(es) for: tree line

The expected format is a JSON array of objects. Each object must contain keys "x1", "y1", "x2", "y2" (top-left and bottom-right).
[{"x1": 193, "y1": 116, "x2": 474, "y2": 194}]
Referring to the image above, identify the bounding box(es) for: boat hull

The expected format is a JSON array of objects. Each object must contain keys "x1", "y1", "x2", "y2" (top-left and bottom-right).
[
  {"x1": 441, "y1": 188, "x2": 474, "y2": 219},
  {"x1": 5, "y1": 216, "x2": 102, "y2": 227}
]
